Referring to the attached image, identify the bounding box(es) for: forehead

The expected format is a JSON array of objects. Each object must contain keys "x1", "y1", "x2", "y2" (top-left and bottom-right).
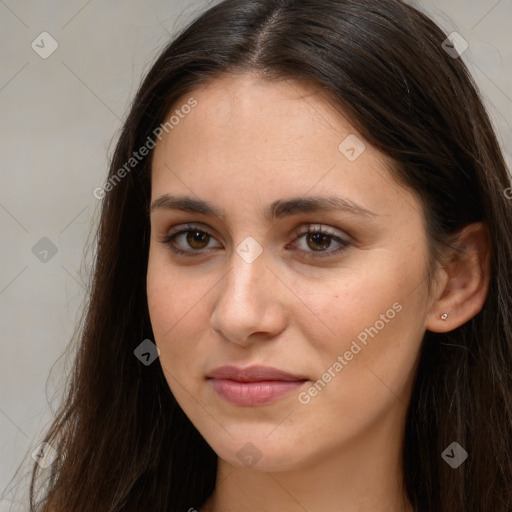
[
  {"x1": 150, "y1": 72, "x2": 406, "y2": 219},
  {"x1": 156, "y1": 72, "x2": 355, "y2": 155}
]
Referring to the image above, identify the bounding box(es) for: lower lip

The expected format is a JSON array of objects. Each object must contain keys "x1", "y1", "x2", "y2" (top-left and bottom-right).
[{"x1": 208, "y1": 378, "x2": 307, "y2": 406}]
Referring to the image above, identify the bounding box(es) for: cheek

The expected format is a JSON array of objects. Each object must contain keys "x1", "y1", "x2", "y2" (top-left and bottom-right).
[
  {"x1": 292, "y1": 264, "x2": 407, "y2": 347},
  {"x1": 298, "y1": 252, "x2": 426, "y2": 392},
  {"x1": 146, "y1": 251, "x2": 213, "y2": 368},
  {"x1": 147, "y1": 272, "x2": 198, "y2": 403},
  {"x1": 146, "y1": 253, "x2": 173, "y2": 338}
]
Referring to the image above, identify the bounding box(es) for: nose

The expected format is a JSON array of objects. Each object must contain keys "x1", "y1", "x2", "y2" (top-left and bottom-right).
[{"x1": 209, "y1": 246, "x2": 289, "y2": 347}]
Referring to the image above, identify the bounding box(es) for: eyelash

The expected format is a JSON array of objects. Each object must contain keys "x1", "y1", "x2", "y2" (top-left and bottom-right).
[{"x1": 159, "y1": 223, "x2": 351, "y2": 259}]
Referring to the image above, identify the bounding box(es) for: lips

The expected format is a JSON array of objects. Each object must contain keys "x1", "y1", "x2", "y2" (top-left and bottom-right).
[
  {"x1": 206, "y1": 365, "x2": 309, "y2": 406},
  {"x1": 207, "y1": 365, "x2": 308, "y2": 382}
]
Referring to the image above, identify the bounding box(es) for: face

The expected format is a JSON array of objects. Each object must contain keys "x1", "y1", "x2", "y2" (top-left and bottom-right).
[{"x1": 147, "y1": 72, "x2": 435, "y2": 472}]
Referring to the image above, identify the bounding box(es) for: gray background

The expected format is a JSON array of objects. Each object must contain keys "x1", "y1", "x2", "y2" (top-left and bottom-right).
[{"x1": 1, "y1": 0, "x2": 511, "y2": 509}]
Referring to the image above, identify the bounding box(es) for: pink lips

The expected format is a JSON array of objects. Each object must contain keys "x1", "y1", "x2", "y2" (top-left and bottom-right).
[{"x1": 207, "y1": 365, "x2": 308, "y2": 406}]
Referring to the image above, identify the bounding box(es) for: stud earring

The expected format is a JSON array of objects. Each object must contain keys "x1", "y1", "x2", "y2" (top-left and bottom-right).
[{"x1": 441, "y1": 313, "x2": 448, "y2": 320}]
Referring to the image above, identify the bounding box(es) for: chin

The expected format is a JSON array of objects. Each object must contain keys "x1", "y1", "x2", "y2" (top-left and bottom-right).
[{"x1": 207, "y1": 430, "x2": 311, "y2": 472}]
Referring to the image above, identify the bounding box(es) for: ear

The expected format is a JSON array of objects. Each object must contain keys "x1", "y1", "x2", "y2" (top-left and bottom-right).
[{"x1": 426, "y1": 222, "x2": 491, "y2": 333}]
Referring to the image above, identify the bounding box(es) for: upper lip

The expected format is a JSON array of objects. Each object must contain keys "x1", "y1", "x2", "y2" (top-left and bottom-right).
[{"x1": 207, "y1": 365, "x2": 308, "y2": 382}]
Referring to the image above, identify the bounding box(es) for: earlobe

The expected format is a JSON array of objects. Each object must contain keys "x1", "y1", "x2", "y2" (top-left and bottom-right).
[{"x1": 426, "y1": 222, "x2": 491, "y2": 333}]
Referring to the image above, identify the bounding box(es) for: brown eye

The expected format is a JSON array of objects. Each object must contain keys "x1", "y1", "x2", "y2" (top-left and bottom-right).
[
  {"x1": 160, "y1": 224, "x2": 222, "y2": 256},
  {"x1": 185, "y1": 230, "x2": 211, "y2": 250},
  {"x1": 160, "y1": 223, "x2": 350, "y2": 259},
  {"x1": 305, "y1": 232, "x2": 332, "y2": 251},
  {"x1": 291, "y1": 225, "x2": 351, "y2": 258}
]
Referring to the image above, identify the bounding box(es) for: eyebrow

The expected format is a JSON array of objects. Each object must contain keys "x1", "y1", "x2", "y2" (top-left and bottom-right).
[{"x1": 150, "y1": 194, "x2": 378, "y2": 220}]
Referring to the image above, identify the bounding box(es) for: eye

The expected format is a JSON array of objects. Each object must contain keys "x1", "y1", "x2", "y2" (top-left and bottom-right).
[
  {"x1": 288, "y1": 224, "x2": 351, "y2": 258},
  {"x1": 158, "y1": 223, "x2": 351, "y2": 258},
  {"x1": 159, "y1": 224, "x2": 221, "y2": 256}
]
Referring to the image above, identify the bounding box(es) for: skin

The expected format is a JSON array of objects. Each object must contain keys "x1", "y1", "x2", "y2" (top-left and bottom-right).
[{"x1": 146, "y1": 72, "x2": 490, "y2": 512}]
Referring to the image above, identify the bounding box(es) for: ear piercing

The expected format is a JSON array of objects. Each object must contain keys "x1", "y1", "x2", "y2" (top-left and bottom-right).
[{"x1": 441, "y1": 313, "x2": 449, "y2": 320}]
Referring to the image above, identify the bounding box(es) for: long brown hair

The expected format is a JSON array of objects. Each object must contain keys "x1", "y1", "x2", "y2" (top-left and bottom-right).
[{"x1": 28, "y1": 0, "x2": 512, "y2": 510}]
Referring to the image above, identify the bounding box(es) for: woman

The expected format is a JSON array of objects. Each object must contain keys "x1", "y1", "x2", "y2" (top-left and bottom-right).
[{"x1": 30, "y1": 0, "x2": 512, "y2": 510}]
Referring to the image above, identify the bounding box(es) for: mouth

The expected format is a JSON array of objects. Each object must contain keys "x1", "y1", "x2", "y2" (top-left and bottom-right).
[{"x1": 206, "y1": 365, "x2": 309, "y2": 406}]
